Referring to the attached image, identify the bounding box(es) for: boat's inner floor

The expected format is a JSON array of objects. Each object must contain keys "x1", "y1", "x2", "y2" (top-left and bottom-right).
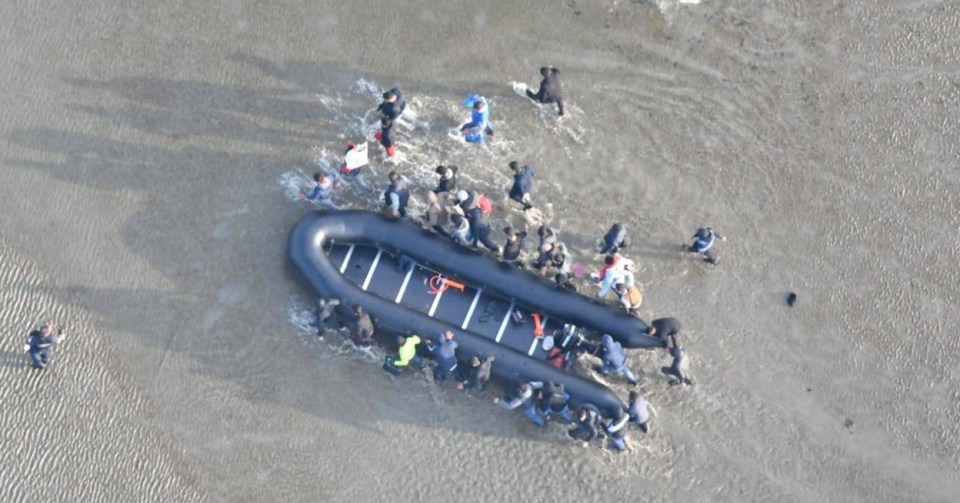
[{"x1": 326, "y1": 241, "x2": 568, "y2": 361}]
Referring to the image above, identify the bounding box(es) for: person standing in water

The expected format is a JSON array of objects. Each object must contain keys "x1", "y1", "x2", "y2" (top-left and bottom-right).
[
  {"x1": 338, "y1": 141, "x2": 373, "y2": 192},
  {"x1": 299, "y1": 172, "x2": 339, "y2": 210},
  {"x1": 313, "y1": 298, "x2": 341, "y2": 341},
  {"x1": 433, "y1": 165, "x2": 458, "y2": 195},
  {"x1": 383, "y1": 171, "x2": 411, "y2": 219},
  {"x1": 459, "y1": 96, "x2": 494, "y2": 142},
  {"x1": 507, "y1": 161, "x2": 535, "y2": 211},
  {"x1": 422, "y1": 190, "x2": 448, "y2": 236},
  {"x1": 526, "y1": 66, "x2": 565, "y2": 116}
]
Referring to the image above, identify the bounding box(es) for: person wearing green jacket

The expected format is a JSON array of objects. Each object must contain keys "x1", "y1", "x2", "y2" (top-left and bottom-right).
[{"x1": 383, "y1": 335, "x2": 424, "y2": 375}]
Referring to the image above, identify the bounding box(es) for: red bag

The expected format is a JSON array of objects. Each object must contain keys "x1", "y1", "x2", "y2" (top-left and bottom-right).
[{"x1": 477, "y1": 194, "x2": 492, "y2": 215}]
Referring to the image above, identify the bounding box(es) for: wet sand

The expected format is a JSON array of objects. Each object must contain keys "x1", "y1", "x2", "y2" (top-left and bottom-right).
[{"x1": 1, "y1": 1, "x2": 958, "y2": 501}]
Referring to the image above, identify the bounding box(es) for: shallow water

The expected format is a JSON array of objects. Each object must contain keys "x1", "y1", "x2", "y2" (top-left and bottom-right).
[{"x1": 1, "y1": 0, "x2": 958, "y2": 501}]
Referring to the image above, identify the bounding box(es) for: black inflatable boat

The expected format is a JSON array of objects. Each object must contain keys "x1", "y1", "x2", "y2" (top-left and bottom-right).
[{"x1": 287, "y1": 210, "x2": 664, "y2": 417}]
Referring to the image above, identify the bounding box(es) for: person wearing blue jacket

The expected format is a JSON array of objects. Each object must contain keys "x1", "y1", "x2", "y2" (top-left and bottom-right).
[
  {"x1": 24, "y1": 324, "x2": 65, "y2": 369},
  {"x1": 508, "y1": 161, "x2": 535, "y2": 210},
  {"x1": 495, "y1": 381, "x2": 546, "y2": 427},
  {"x1": 459, "y1": 95, "x2": 494, "y2": 143},
  {"x1": 299, "y1": 172, "x2": 339, "y2": 210},
  {"x1": 597, "y1": 334, "x2": 639, "y2": 386},
  {"x1": 603, "y1": 409, "x2": 630, "y2": 452},
  {"x1": 426, "y1": 330, "x2": 459, "y2": 382},
  {"x1": 688, "y1": 227, "x2": 726, "y2": 265}
]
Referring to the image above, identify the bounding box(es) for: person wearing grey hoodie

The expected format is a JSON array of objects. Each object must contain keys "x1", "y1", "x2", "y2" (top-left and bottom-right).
[
  {"x1": 596, "y1": 334, "x2": 639, "y2": 386},
  {"x1": 495, "y1": 381, "x2": 546, "y2": 427},
  {"x1": 628, "y1": 390, "x2": 651, "y2": 433}
]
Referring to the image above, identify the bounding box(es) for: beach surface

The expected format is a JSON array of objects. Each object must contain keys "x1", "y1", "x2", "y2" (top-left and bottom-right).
[{"x1": 1, "y1": 1, "x2": 958, "y2": 501}]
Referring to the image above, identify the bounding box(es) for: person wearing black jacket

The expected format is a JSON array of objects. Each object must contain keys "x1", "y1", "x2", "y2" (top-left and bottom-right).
[
  {"x1": 526, "y1": 66, "x2": 565, "y2": 116},
  {"x1": 508, "y1": 161, "x2": 535, "y2": 210},
  {"x1": 568, "y1": 404, "x2": 602, "y2": 445},
  {"x1": 377, "y1": 87, "x2": 406, "y2": 121},
  {"x1": 501, "y1": 225, "x2": 528, "y2": 265},
  {"x1": 537, "y1": 382, "x2": 573, "y2": 423},
  {"x1": 433, "y1": 165, "x2": 458, "y2": 194}
]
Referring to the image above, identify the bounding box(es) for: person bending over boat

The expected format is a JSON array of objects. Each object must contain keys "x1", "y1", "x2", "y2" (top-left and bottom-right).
[
  {"x1": 615, "y1": 282, "x2": 643, "y2": 314},
  {"x1": 537, "y1": 382, "x2": 573, "y2": 423},
  {"x1": 456, "y1": 355, "x2": 495, "y2": 391},
  {"x1": 383, "y1": 335, "x2": 424, "y2": 375},
  {"x1": 433, "y1": 165, "x2": 458, "y2": 195},
  {"x1": 628, "y1": 391, "x2": 651, "y2": 433},
  {"x1": 603, "y1": 409, "x2": 630, "y2": 452},
  {"x1": 426, "y1": 330, "x2": 459, "y2": 382},
  {"x1": 349, "y1": 306, "x2": 375, "y2": 348},
  {"x1": 568, "y1": 404, "x2": 602, "y2": 446},
  {"x1": 526, "y1": 66, "x2": 565, "y2": 116},
  {"x1": 383, "y1": 171, "x2": 411, "y2": 218},
  {"x1": 299, "y1": 172, "x2": 339, "y2": 210},
  {"x1": 507, "y1": 161, "x2": 535, "y2": 211},
  {"x1": 644, "y1": 317, "x2": 682, "y2": 348},
  {"x1": 598, "y1": 223, "x2": 629, "y2": 255},
  {"x1": 688, "y1": 227, "x2": 726, "y2": 265},
  {"x1": 495, "y1": 382, "x2": 546, "y2": 427},
  {"x1": 24, "y1": 323, "x2": 65, "y2": 369},
  {"x1": 596, "y1": 334, "x2": 639, "y2": 386}
]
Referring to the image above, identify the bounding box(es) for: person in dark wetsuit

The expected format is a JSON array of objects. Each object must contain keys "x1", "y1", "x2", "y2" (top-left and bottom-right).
[
  {"x1": 375, "y1": 117, "x2": 397, "y2": 158},
  {"x1": 377, "y1": 87, "x2": 406, "y2": 121},
  {"x1": 644, "y1": 317, "x2": 682, "y2": 348},
  {"x1": 598, "y1": 223, "x2": 629, "y2": 255},
  {"x1": 507, "y1": 161, "x2": 535, "y2": 210},
  {"x1": 526, "y1": 66, "x2": 565, "y2": 116},
  {"x1": 433, "y1": 165, "x2": 458, "y2": 194},
  {"x1": 24, "y1": 324, "x2": 65, "y2": 369}
]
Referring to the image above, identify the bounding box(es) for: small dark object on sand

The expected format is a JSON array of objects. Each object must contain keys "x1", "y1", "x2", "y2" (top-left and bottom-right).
[{"x1": 786, "y1": 292, "x2": 797, "y2": 307}]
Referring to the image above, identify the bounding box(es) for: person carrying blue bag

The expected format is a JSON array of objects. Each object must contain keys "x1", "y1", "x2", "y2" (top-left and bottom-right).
[{"x1": 459, "y1": 95, "x2": 494, "y2": 143}]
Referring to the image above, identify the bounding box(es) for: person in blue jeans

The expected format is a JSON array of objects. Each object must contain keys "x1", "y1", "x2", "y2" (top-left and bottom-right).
[
  {"x1": 603, "y1": 409, "x2": 630, "y2": 452},
  {"x1": 537, "y1": 382, "x2": 573, "y2": 423},
  {"x1": 597, "y1": 334, "x2": 639, "y2": 386},
  {"x1": 495, "y1": 382, "x2": 545, "y2": 427},
  {"x1": 24, "y1": 324, "x2": 65, "y2": 369},
  {"x1": 426, "y1": 330, "x2": 459, "y2": 382}
]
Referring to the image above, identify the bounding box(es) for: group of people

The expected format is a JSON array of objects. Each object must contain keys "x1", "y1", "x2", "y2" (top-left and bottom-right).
[{"x1": 295, "y1": 65, "x2": 728, "y2": 452}]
